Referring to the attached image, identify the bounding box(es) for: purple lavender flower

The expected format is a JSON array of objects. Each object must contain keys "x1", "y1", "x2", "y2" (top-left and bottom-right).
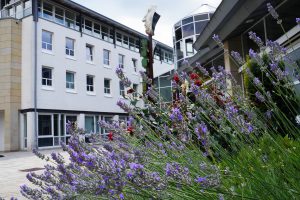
[
  {"x1": 265, "y1": 110, "x2": 272, "y2": 119},
  {"x1": 116, "y1": 66, "x2": 132, "y2": 87},
  {"x1": 195, "y1": 176, "x2": 207, "y2": 183},
  {"x1": 231, "y1": 51, "x2": 244, "y2": 65},
  {"x1": 249, "y1": 49, "x2": 257, "y2": 59},
  {"x1": 190, "y1": 83, "x2": 200, "y2": 95},
  {"x1": 170, "y1": 108, "x2": 183, "y2": 122},
  {"x1": 297, "y1": 18, "x2": 300, "y2": 25},
  {"x1": 212, "y1": 34, "x2": 224, "y2": 48},
  {"x1": 255, "y1": 91, "x2": 265, "y2": 102},
  {"x1": 253, "y1": 77, "x2": 262, "y2": 87},
  {"x1": 249, "y1": 31, "x2": 264, "y2": 48},
  {"x1": 117, "y1": 100, "x2": 133, "y2": 113},
  {"x1": 267, "y1": 3, "x2": 281, "y2": 24},
  {"x1": 196, "y1": 62, "x2": 209, "y2": 76}
]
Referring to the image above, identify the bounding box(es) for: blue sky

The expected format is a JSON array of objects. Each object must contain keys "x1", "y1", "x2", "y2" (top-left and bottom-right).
[{"x1": 72, "y1": 0, "x2": 222, "y2": 46}]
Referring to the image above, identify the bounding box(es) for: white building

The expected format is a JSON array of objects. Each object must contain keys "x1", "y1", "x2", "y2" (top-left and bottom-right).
[{"x1": 0, "y1": 0, "x2": 174, "y2": 151}]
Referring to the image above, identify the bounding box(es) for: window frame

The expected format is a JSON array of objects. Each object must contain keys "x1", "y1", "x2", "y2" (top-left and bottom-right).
[
  {"x1": 42, "y1": 67, "x2": 53, "y2": 87},
  {"x1": 86, "y1": 75, "x2": 94, "y2": 92},
  {"x1": 65, "y1": 37, "x2": 75, "y2": 57},
  {"x1": 66, "y1": 71, "x2": 75, "y2": 90},
  {"x1": 103, "y1": 49, "x2": 110, "y2": 66},
  {"x1": 119, "y1": 81, "x2": 125, "y2": 97},
  {"x1": 104, "y1": 78, "x2": 111, "y2": 95},
  {"x1": 42, "y1": 30, "x2": 53, "y2": 51},
  {"x1": 86, "y1": 44, "x2": 94, "y2": 62},
  {"x1": 118, "y1": 54, "x2": 125, "y2": 68},
  {"x1": 132, "y1": 58, "x2": 137, "y2": 72}
]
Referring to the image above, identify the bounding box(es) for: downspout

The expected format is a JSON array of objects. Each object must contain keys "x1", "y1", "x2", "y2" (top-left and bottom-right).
[{"x1": 32, "y1": 0, "x2": 38, "y2": 149}]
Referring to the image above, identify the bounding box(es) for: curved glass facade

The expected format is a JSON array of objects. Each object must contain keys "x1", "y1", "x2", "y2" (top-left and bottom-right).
[{"x1": 173, "y1": 11, "x2": 214, "y2": 68}]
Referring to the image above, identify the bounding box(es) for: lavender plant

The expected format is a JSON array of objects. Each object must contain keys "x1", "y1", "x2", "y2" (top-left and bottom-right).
[{"x1": 20, "y1": 3, "x2": 300, "y2": 200}]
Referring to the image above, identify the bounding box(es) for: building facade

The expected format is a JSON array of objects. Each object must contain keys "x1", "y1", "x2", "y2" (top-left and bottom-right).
[
  {"x1": 190, "y1": 0, "x2": 300, "y2": 93},
  {"x1": 0, "y1": 0, "x2": 173, "y2": 151},
  {"x1": 173, "y1": 4, "x2": 215, "y2": 70}
]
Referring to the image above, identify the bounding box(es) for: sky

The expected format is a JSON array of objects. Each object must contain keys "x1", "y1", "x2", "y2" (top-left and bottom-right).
[{"x1": 72, "y1": 0, "x2": 222, "y2": 47}]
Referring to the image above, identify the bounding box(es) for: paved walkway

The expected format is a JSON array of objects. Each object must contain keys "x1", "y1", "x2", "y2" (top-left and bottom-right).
[{"x1": 0, "y1": 149, "x2": 65, "y2": 200}]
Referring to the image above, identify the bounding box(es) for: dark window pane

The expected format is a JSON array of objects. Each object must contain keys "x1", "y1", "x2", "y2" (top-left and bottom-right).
[
  {"x1": 38, "y1": 138, "x2": 53, "y2": 147},
  {"x1": 60, "y1": 114, "x2": 65, "y2": 136},
  {"x1": 54, "y1": 114, "x2": 58, "y2": 136},
  {"x1": 182, "y1": 24, "x2": 194, "y2": 38},
  {"x1": 194, "y1": 14, "x2": 208, "y2": 21},
  {"x1": 175, "y1": 28, "x2": 182, "y2": 41},
  {"x1": 38, "y1": 115, "x2": 52, "y2": 136},
  {"x1": 182, "y1": 17, "x2": 193, "y2": 25},
  {"x1": 160, "y1": 76, "x2": 171, "y2": 87},
  {"x1": 176, "y1": 41, "x2": 183, "y2": 60},
  {"x1": 195, "y1": 21, "x2": 207, "y2": 34},
  {"x1": 160, "y1": 87, "x2": 172, "y2": 102}
]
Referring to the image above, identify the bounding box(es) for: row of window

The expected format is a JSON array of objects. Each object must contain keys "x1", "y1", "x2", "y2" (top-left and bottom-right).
[
  {"x1": 42, "y1": 67, "x2": 138, "y2": 97},
  {"x1": 38, "y1": 0, "x2": 140, "y2": 52},
  {"x1": 42, "y1": 30, "x2": 138, "y2": 72},
  {"x1": 38, "y1": 0, "x2": 174, "y2": 64},
  {"x1": 37, "y1": 113, "x2": 127, "y2": 147}
]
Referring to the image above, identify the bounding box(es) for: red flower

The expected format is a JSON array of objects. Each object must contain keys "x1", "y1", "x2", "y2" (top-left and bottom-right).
[
  {"x1": 127, "y1": 88, "x2": 135, "y2": 94},
  {"x1": 194, "y1": 79, "x2": 202, "y2": 86},
  {"x1": 189, "y1": 73, "x2": 199, "y2": 80},
  {"x1": 127, "y1": 126, "x2": 134, "y2": 135},
  {"x1": 108, "y1": 132, "x2": 113, "y2": 141},
  {"x1": 173, "y1": 74, "x2": 180, "y2": 83}
]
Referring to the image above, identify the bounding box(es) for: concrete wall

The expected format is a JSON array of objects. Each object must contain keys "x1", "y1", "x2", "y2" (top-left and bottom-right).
[{"x1": 0, "y1": 18, "x2": 22, "y2": 151}]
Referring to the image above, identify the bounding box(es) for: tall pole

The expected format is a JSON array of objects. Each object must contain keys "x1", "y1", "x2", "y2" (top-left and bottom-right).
[{"x1": 148, "y1": 34, "x2": 154, "y2": 81}]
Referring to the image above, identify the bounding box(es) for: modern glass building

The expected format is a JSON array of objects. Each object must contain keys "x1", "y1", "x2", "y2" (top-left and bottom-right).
[{"x1": 173, "y1": 4, "x2": 216, "y2": 69}]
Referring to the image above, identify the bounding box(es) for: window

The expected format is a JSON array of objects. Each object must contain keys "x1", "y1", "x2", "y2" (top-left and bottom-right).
[
  {"x1": 129, "y1": 37, "x2": 135, "y2": 50},
  {"x1": 119, "y1": 54, "x2": 125, "y2": 68},
  {"x1": 101, "y1": 25, "x2": 109, "y2": 41},
  {"x1": 133, "y1": 84, "x2": 138, "y2": 98},
  {"x1": 123, "y1": 35, "x2": 129, "y2": 48},
  {"x1": 116, "y1": 32, "x2": 122, "y2": 46},
  {"x1": 86, "y1": 75, "x2": 94, "y2": 92},
  {"x1": 66, "y1": 38, "x2": 75, "y2": 56},
  {"x1": 104, "y1": 79, "x2": 111, "y2": 94},
  {"x1": 42, "y1": 2, "x2": 53, "y2": 20},
  {"x1": 102, "y1": 116, "x2": 113, "y2": 135},
  {"x1": 120, "y1": 81, "x2": 125, "y2": 97},
  {"x1": 132, "y1": 58, "x2": 137, "y2": 72},
  {"x1": 103, "y1": 49, "x2": 110, "y2": 65},
  {"x1": 66, "y1": 115, "x2": 77, "y2": 135},
  {"x1": 85, "y1": 116, "x2": 95, "y2": 133},
  {"x1": 84, "y1": 19, "x2": 92, "y2": 34},
  {"x1": 38, "y1": 115, "x2": 53, "y2": 147},
  {"x1": 65, "y1": 10, "x2": 75, "y2": 29},
  {"x1": 94, "y1": 23, "x2": 101, "y2": 37},
  {"x1": 86, "y1": 44, "x2": 93, "y2": 62},
  {"x1": 54, "y1": 7, "x2": 64, "y2": 24},
  {"x1": 38, "y1": 115, "x2": 52, "y2": 136},
  {"x1": 66, "y1": 72, "x2": 75, "y2": 89},
  {"x1": 42, "y1": 30, "x2": 52, "y2": 51},
  {"x1": 42, "y1": 67, "x2": 52, "y2": 86},
  {"x1": 185, "y1": 38, "x2": 194, "y2": 56}
]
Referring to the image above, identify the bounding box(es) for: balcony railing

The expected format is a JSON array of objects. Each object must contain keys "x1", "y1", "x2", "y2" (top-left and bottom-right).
[{"x1": 0, "y1": 6, "x2": 32, "y2": 20}]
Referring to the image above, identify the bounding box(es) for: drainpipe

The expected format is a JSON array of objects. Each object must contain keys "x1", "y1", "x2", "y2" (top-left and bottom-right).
[{"x1": 32, "y1": 0, "x2": 38, "y2": 149}]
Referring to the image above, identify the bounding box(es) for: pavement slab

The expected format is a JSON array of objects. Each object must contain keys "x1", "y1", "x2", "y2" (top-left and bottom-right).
[{"x1": 0, "y1": 149, "x2": 65, "y2": 200}]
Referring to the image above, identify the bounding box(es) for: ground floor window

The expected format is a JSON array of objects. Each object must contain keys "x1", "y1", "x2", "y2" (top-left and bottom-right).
[{"x1": 38, "y1": 114, "x2": 77, "y2": 148}]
